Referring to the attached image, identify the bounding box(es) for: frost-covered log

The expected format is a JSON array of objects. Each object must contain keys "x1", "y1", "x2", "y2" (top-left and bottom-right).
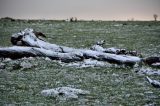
[
  {"x1": 11, "y1": 28, "x2": 76, "y2": 52},
  {"x1": 4, "y1": 29, "x2": 141, "y2": 65},
  {"x1": 0, "y1": 46, "x2": 83, "y2": 62},
  {"x1": 11, "y1": 28, "x2": 46, "y2": 46},
  {"x1": 9, "y1": 28, "x2": 141, "y2": 65},
  {"x1": 0, "y1": 46, "x2": 141, "y2": 65},
  {"x1": 0, "y1": 46, "x2": 40, "y2": 59},
  {"x1": 41, "y1": 87, "x2": 90, "y2": 99},
  {"x1": 81, "y1": 49, "x2": 141, "y2": 65}
]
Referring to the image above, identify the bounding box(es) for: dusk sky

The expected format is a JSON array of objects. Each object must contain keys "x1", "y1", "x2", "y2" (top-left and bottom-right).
[{"x1": 0, "y1": 0, "x2": 160, "y2": 20}]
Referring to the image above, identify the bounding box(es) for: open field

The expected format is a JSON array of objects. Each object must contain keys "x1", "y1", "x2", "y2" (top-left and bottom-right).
[{"x1": 0, "y1": 19, "x2": 160, "y2": 105}]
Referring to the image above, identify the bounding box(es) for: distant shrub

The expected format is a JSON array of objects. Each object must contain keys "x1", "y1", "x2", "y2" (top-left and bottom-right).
[
  {"x1": 69, "y1": 17, "x2": 78, "y2": 22},
  {"x1": 122, "y1": 23, "x2": 127, "y2": 26},
  {"x1": 1, "y1": 17, "x2": 16, "y2": 21}
]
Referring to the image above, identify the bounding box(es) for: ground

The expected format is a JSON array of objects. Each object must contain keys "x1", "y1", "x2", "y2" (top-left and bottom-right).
[{"x1": 0, "y1": 19, "x2": 160, "y2": 105}]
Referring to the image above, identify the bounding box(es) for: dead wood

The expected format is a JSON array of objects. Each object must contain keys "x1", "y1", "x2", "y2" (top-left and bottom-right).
[
  {"x1": 0, "y1": 46, "x2": 83, "y2": 62},
  {"x1": 4, "y1": 28, "x2": 142, "y2": 65}
]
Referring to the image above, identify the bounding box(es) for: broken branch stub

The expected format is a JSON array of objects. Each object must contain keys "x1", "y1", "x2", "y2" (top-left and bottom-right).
[
  {"x1": 146, "y1": 76, "x2": 160, "y2": 88},
  {"x1": 91, "y1": 45, "x2": 139, "y2": 56},
  {"x1": 143, "y1": 57, "x2": 160, "y2": 66}
]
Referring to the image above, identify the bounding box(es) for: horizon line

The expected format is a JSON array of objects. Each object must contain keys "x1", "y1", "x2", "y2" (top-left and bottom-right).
[{"x1": 0, "y1": 17, "x2": 157, "y2": 21}]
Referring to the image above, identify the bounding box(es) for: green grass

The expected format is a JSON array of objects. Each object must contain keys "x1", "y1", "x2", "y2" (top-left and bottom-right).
[{"x1": 0, "y1": 19, "x2": 160, "y2": 105}]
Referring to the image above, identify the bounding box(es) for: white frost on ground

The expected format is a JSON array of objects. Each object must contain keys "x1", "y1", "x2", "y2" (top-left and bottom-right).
[
  {"x1": 0, "y1": 63, "x2": 5, "y2": 69},
  {"x1": 41, "y1": 87, "x2": 90, "y2": 100},
  {"x1": 136, "y1": 67, "x2": 160, "y2": 75},
  {"x1": 3, "y1": 58, "x2": 12, "y2": 62},
  {"x1": 61, "y1": 59, "x2": 112, "y2": 68},
  {"x1": 20, "y1": 62, "x2": 33, "y2": 69}
]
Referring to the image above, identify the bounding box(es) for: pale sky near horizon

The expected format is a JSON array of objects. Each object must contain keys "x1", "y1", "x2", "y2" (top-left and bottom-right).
[{"x1": 0, "y1": 0, "x2": 160, "y2": 20}]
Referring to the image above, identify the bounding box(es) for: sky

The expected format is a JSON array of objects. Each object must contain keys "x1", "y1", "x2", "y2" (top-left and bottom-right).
[{"x1": 0, "y1": 0, "x2": 160, "y2": 21}]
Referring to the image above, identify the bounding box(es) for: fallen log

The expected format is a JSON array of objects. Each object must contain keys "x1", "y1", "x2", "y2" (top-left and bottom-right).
[
  {"x1": 0, "y1": 46, "x2": 84, "y2": 62},
  {"x1": 8, "y1": 28, "x2": 141, "y2": 65},
  {"x1": 81, "y1": 49, "x2": 141, "y2": 65},
  {"x1": 0, "y1": 46, "x2": 39, "y2": 59},
  {"x1": 0, "y1": 46, "x2": 141, "y2": 65}
]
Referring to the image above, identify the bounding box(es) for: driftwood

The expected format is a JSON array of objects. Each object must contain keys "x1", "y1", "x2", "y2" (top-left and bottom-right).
[{"x1": 4, "y1": 28, "x2": 142, "y2": 65}]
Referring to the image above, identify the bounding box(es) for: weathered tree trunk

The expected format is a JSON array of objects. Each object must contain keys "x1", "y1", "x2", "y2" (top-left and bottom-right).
[
  {"x1": 0, "y1": 46, "x2": 141, "y2": 65},
  {"x1": 3, "y1": 28, "x2": 141, "y2": 65},
  {"x1": 0, "y1": 46, "x2": 83, "y2": 62}
]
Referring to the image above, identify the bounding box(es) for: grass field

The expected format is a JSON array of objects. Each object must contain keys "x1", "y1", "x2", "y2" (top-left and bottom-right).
[{"x1": 0, "y1": 19, "x2": 160, "y2": 105}]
